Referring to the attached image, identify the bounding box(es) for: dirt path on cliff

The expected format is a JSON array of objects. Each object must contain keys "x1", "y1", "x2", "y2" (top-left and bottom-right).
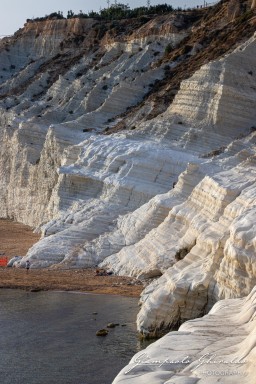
[{"x1": 0, "y1": 219, "x2": 143, "y2": 297}]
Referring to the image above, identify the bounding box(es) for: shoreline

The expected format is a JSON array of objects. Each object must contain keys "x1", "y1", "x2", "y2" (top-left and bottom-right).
[{"x1": 0, "y1": 267, "x2": 143, "y2": 297}]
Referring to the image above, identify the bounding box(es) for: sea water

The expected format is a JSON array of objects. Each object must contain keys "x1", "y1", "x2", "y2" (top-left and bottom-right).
[{"x1": 0, "y1": 289, "x2": 144, "y2": 384}]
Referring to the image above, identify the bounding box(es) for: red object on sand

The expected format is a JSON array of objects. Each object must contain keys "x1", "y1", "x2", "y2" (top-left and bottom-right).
[{"x1": 0, "y1": 257, "x2": 8, "y2": 266}]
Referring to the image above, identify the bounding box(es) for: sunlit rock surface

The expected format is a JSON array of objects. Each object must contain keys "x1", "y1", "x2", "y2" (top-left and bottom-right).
[
  {"x1": 136, "y1": 137, "x2": 256, "y2": 334},
  {"x1": 113, "y1": 286, "x2": 256, "y2": 384}
]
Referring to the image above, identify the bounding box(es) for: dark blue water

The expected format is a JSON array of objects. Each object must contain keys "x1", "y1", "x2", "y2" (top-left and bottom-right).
[{"x1": 0, "y1": 290, "x2": 144, "y2": 384}]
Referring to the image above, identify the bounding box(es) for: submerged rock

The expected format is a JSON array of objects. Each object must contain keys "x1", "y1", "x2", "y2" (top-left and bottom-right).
[
  {"x1": 96, "y1": 329, "x2": 109, "y2": 337},
  {"x1": 29, "y1": 288, "x2": 41, "y2": 292},
  {"x1": 106, "y1": 323, "x2": 116, "y2": 328}
]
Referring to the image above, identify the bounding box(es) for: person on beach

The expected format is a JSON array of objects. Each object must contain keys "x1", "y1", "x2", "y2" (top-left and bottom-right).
[{"x1": 25, "y1": 260, "x2": 30, "y2": 272}]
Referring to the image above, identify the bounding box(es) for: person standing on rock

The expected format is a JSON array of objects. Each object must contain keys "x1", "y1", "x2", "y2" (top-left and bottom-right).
[{"x1": 25, "y1": 260, "x2": 30, "y2": 272}]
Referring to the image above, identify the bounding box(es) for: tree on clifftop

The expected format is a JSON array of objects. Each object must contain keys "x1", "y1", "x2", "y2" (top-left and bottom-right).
[
  {"x1": 100, "y1": 3, "x2": 130, "y2": 19},
  {"x1": 67, "y1": 10, "x2": 75, "y2": 19}
]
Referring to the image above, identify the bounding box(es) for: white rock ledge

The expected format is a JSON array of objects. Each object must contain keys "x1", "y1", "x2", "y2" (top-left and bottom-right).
[{"x1": 113, "y1": 286, "x2": 256, "y2": 384}]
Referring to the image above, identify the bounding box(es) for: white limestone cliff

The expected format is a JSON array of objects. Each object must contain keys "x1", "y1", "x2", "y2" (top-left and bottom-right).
[
  {"x1": 0, "y1": 2, "x2": 256, "y2": 349},
  {"x1": 102, "y1": 33, "x2": 256, "y2": 334},
  {"x1": 0, "y1": 19, "x2": 180, "y2": 227}
]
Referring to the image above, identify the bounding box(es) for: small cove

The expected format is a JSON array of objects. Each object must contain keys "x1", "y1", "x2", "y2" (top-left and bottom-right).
[{"x1": 0, "y1": 289, "x2": 147, "y2": 384}]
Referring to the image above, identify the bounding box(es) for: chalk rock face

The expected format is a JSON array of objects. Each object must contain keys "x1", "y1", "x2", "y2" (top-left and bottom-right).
[
  {"x1": 101, "y1": 34, "x2": 256, "y2": 333},
  {"x1": 0, "y1": 16, "x2": 180, "y2": 227},
  {"x1": 168, "y1": 34, "x2": 256, "y2": 137},
  {"x1": 25, "y1": 136, "x2": 187, "y2": 268},
  {"x1": 113, "y1": 286, "x2": 256, "y2": 384},
  {"x1": 0, "y1": 18, "x2": 95, "y2": 88},
  {"x1": 136, "y1": 152, "x2": 256, "y2": 334}
]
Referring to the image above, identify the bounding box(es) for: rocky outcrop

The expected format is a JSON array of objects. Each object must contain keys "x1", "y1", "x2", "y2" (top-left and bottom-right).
[
  {"x1": 113, "y1": 286, "x2": 256, "y2": 384},
  {"x1": 136, "y1": 148, "x2": 256, "y2": 335}
]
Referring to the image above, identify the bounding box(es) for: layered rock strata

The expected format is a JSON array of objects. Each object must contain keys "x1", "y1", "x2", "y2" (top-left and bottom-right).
[{"x1": 0, "y1": 16, "x2": 182, "y2": 227}]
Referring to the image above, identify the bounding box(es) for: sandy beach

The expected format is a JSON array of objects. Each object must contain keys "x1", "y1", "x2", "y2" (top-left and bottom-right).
[
  {"x1": 0, "y1": 218, "x2": 40, "y2": 257},
  {"x1": 0, "y1": 219, "x2": 143, "y2": 297}
]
